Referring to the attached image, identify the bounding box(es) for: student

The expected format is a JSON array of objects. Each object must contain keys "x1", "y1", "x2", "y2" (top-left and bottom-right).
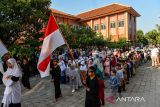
[
  {"x1": 85, "y1": 66, "x2": 100, "y2": 107},
  {"x1": 21, "y1": 58, "x2": 31, "y2": 89},
  {"x1": 121, "y1": 62, "x2": 126, "y2": 91},
  {"x1": 97, "y1": 74, "x2": 105, "y2": 106},
  {"x1": 50, "y1": 58, "x2": 62, "y2": 102},
  {"x1": 75, "y1": 62, "x2": 82, "y2": 89},
  {"x1": 104, "y1": 57, "x2": 110, "y2": 77},
  {"x1": 125, "y1": 60, "x2": 130, "y2": 84},
  {"x1": 58, "y1": 56, "x2": 67, "y2": 84},
  {"x1": 80, "y1": 60, "x2": 88, "y2": 85},
  {"x1": 109, "y1": 69, "x2": 119, "y2": 98},
  {"x1": 68, "y1": 64, "x2": 77, "y2": 93},
  {"x1": 1, "y1": 58, "x2": 22, "y2": 107},
  {"x1": 115, "y1": 63, "x2": 124, "y2": 97}
]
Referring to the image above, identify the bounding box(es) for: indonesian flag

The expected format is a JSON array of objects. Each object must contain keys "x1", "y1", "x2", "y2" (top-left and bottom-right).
[
  {"x1": 0, "y1": 40, "x2": 8, "y2": 57},
  {"x1": 37, "y1": 15, "x2": 65, "y2": 78}
]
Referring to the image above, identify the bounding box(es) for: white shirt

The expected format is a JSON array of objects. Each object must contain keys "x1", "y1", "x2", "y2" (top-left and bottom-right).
[{"x1": 151, "y1": 48, "x2": 159, "y2": 57}]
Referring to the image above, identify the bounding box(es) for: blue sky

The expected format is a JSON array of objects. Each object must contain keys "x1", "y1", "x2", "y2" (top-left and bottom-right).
[{"x1": 51, "y1": 0, "x2": 160, "y2": 33}]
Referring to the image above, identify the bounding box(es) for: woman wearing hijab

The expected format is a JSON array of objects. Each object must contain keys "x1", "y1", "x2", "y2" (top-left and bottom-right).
[{"x1": 1, "y1": 58, "x2": 22, "y2": 107}]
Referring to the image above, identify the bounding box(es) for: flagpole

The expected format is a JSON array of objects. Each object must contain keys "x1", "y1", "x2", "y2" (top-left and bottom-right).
[{"x1": 51, "y1": 13, "x2": 74, "y2": 60}]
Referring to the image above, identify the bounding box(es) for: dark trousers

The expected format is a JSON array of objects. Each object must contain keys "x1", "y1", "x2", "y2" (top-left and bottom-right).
[
  {"x1": 61, "y1": 75, "x2": 66, "y2": 84},
  {"x1": 126, "y1": 70, "x2": 130, "y2": 82},
  {"x1": 1, "y1": 103, "x2": 21, "y2": 107},
  {"x1": 21, "y1": 75, "x2": 30, "y2": 89},
  {"x1": 85, "y1": 99, "x2": 100, "y2": 107},
  {"x1": 122, "y1": 80, "x2": 126, "y2": 91},
  {"x1": 54, "y1": 78, "x2": 61, "y2": 99},
  {"x1": 118, "y1": 86, "x2": 121, "y2": 93}
]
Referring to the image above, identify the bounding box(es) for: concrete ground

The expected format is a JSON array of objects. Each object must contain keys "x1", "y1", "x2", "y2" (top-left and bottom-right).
[{"x1": 1, "y1": 62, "x2": 160, "y2": 107}]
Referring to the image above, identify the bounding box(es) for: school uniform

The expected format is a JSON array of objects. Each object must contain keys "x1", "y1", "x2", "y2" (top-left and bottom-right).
[{"x1": 85, "y1": 77, "x2": 100, "y2": 107}]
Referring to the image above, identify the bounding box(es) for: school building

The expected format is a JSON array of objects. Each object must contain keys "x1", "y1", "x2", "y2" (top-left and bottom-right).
[{"x1": 51, "y1": 3, "x2": 140, "y2": 45}]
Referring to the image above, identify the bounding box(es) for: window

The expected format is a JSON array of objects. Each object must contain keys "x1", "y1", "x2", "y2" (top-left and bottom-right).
[
  {"x1": 110, "y1": 21, "x2": 116, "y2": 28},
  {"x1": 71, "y1": 25, "x2": 79, "y2": 30},
  {"x1": 86, "y1": 26, "x2": 91, "y2": 30},
  {"x1": 101, "y1": 23, "x2": 106, "y2": 30},
  {"x1": 94, "y1": 24, "x2": 99, "y2": 30},
  {"x1": 118, "y1": 20, "x2": 124, "y2": 27},
  {"x1": 71, "y1": 25, "x2": 76, "y2": 29}
]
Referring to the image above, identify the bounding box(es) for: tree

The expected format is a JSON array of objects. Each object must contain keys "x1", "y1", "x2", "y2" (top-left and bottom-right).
[
  {"x1": 59, "y1": 24, "x2": 108, "y2": 48},
  {"x1": 145, "y1": 29, "x2": 160, "y2": 45},
  {"x1": 156, "y1": 24, "x2": 160, "y2": 33},
  {"x1": 136, "y1": 30, "x2": 148, "y2": 46},
  {"x1": 116, "y1": 38, "x2": 131, "y2": 48},
  {"x1": 0, "y1": 0, "x2": 51, "y2": 45},
  {"x1": 0, "y1": 0, "x2": 51, "y2": 57}
]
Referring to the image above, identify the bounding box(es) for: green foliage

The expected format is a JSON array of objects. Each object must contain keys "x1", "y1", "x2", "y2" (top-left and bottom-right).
[
  {"x1": 107, "y1": 38, "x2": 130, "y2": 48},
  {"x1": 117, "y1": 38, "x2": 130, "y2": 48},
  {"x1": 136, "y1": 30, "x2": 148, "y2": 46},
  {"x1": 145, "y1": 29, "x2": 160, "y2": 45},
  {"x1": 0, "y1": 0, "x2": 51, "y2": 57},
  {"x1": 59, "y1": 24, "x2": 108, "y2": 48}
]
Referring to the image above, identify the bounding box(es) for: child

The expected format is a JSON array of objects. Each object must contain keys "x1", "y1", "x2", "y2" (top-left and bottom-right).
[
  {"x1": 80, "y1": 60, "x2": 88, "y2": 85},
  {"x1": 85, "y1": 66, "x2": 100, "y2": 107},
  {"x1": 125, "y1": 60, "x2": 130, "y2": 84},
  {"x1": 109, "y1": 69, "x2": 119, "y2": 97},
  {"x1": 68, "y1": 64, "x2": 77, "y2": 93},
  {"x1": 121, "y1": 62, "x2": 126, "y2": 91},
  {"x1": 50, "y1": 58, "x2": 62, "y2": 102},
  {"x1": 104, "y1": 57, "x2": 110, "y2": 77},
  {"x1": 106, "y1": 69, "x2": 119, "y2": 104},
  {"x1": 115, "y1": 63, "x2": 124, "y2": 97},
  {"x1": 75, "y1": 62, "x2": 82, "y2": 89}
]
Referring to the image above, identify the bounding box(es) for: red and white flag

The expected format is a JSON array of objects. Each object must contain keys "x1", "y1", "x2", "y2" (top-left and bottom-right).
[{"x1": 37, "y1": 15, "x2": 65, "y2": 78}]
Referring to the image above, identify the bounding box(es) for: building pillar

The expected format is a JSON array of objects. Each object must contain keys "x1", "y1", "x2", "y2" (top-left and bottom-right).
[
  {"x1": 125, "y1": 12, "x2": 129, "y2": 41},
  {"x1": 130, "y1": 14, "x2": 132, "y2": 41},
  {"x1": 116, "y1": 14, "x2": 119, "y2": 40},
  {"x1": 134, "y1": 16, "x2": 137, "y2": 46},
  {"x1": 99, "y1": 18, "x2": 101, "y2": 34},
  {"x1": 90, "y1": 20, "x2": 93, "y2": 29},
  {"x1": 106, "y1": 16, "x2": 109, "y2": 39},
  {"x1": 108, "y1": 16, "x2": 110, "y2": 40}
]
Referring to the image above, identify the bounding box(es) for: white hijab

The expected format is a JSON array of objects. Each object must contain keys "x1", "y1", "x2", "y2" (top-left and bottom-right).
[
  {"x1": 3, "y1": 58, "x2": 22, "y2": 87},
  {"x1": 2, "y1": 58, "x2": 22, "y2": 107}
]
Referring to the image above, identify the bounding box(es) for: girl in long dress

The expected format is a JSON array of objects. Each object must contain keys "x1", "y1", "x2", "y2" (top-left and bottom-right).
[
  {"x1": 104, "y1": 57, "x2": 110, "y2": 77},
  {"x1": 1, "y1": 58, "x2": 22, "y2": 107},
  {"x1": 75, "y1": 62, "x2": 82, "y2": 89},
  {"x1": 79, "y1": 61, "x2": 88, "y2": 86}
]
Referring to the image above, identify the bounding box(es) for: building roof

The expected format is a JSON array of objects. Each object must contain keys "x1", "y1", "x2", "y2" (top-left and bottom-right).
[
  {"x1": 76, "y1": 3, "x2": 140, "y2": 21},
  {"x1": 50, "y1": 3, "x2": 140, "y2": 22},
  {"x1": 50, "y1": 9, "x2": 80, "y2": 20}
]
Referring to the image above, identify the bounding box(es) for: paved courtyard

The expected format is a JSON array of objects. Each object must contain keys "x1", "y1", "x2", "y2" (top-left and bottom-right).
[{"x1": 1, "y1": 62, "x2": 160, "y2": 107}]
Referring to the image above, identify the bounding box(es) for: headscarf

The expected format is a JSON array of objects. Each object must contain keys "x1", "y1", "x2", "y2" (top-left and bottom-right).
[
  {"x1": 5, "y1": 58, "x2": 22, "y2": 77},
  {"x1": 3, "y1": 58, "x2": 22, "y2": 87},
  {"x1": 2, "y1": 58, "x2": 22, "y2": 107}
]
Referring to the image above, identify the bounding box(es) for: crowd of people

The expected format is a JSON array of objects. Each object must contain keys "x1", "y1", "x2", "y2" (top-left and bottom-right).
[
  {"x1": 0, "y1": 45, "x2": 160, "y2": 107},
  {"x1": 48, "y1": 46, "x2": 154, "y2": 106}
]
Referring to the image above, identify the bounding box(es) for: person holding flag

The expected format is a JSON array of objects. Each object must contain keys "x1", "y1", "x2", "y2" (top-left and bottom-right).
[
  {"x1": 50, "y1": 58, "x2": 62, "y2": 102},
  {"x1": 37, "y1": 14, "x2": 66, "y2": 102},
  {"x1": 37, "y1": 14, "x2": 65, "y2": 78}
]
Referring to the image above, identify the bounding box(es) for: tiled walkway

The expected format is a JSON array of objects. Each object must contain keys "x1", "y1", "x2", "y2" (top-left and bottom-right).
[{"x1": 1, "y1": 62, "x2": 160, "y2": 107}]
